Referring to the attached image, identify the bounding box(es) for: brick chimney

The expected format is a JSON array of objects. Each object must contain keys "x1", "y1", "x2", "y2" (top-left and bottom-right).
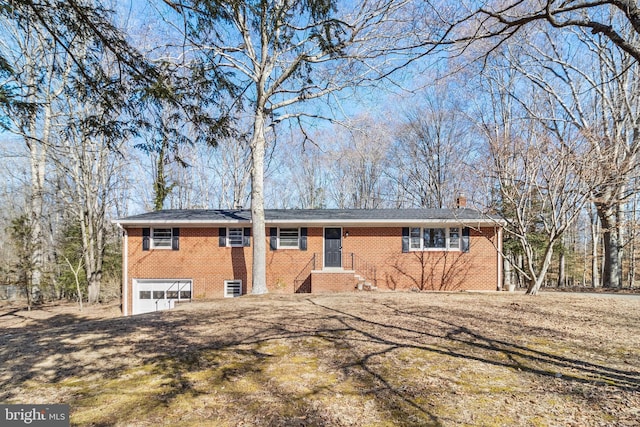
[{"x1": 456, "y1": 194, "x2": 467, "y2": 209}]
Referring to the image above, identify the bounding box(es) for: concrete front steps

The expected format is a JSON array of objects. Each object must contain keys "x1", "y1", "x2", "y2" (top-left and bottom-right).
[{"x1": 355, "y1": 274, "x2": 377, "y2": 291}]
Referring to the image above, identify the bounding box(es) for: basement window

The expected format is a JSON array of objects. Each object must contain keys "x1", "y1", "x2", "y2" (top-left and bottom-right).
[{"x1": 224, "y1": 280, "x2": 242, "y2": 298}]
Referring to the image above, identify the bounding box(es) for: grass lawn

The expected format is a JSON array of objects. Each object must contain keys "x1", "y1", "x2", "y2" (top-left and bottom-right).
[{"x1": 0, "y1": 292, "x2": 638, "y2": 426}]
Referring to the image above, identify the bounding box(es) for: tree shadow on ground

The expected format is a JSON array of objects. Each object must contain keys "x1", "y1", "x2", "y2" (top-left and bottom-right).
[
  {"x1": 316, "y1": 299, "x2": 640, "y2": 389},
  {"x1": 0, "y1": 294, "x2": 638, "y2": 426}
]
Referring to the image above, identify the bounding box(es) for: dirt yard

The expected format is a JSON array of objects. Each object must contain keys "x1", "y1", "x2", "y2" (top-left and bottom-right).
[{"x1": 0, "y1": 292, "x2": 638, "y2": 426}]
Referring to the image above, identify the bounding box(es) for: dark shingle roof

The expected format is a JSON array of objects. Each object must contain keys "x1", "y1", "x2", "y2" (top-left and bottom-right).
[
  {"x1": 118, "y1": 209, "x2": 251, "y2": 223},
  {"x1": 114, "y1": 208, "x2": 501, "y2": 226},
  {"x1": 266, "y1": 209, "x2": 493, "y2": 221}
]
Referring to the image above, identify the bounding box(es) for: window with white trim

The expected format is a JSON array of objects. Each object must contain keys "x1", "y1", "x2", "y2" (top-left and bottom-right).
[
  {"x1": 449, "y1": 227, "x2": 460, "y2": 249},
  {"x1": 279, "y1": 228, "x2": 300, "y2": 248},
  {"x1": 227, "y1": 228, "x2": 244, "y2": 247},
  {"x1": 152, "y1": 228, "x2": 172, "y2": 248},
  {"x1": 410, "y1": 227, "x2": 421, "y2": 250},
  {"x1": 423, "y1": 228, "x2": 446, "y2": 249},
  {"x1": 409, "y1": 227, "x2": 461, "y2": 251}
]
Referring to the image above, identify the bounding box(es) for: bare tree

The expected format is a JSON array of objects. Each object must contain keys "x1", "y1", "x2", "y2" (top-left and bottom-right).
[
  {"x1": 389, "y1": 89, "x2": 471, "y2": 209},
  {"x1": 168, "y1": 135, "x2": 253, "y2": 210},
  {"x1": 626, "y1": 189, "x2": 639, "y2": 287},
  {"x1": 443, "y1": 0, "x2": 640, "y2": 63},
  {"x1": 495, "y1": 28, "x2": 640, "y2": 288},
  {"x1": 474, "y1": 43, "x2": 594, "y2": 294},
  {"x1": 165, "y1": 0, "x2": 418, "y2": 293},
  {"x1": 194, "y1": 136, "x2": 252, "y2": 209},
  {"x1": 0, "y1": 12, "x2": 73, "y2": 300},
  {"x1": 418, "y1": 2, "x2": 640, "y2": 289},
  {"x1": 487, "y1": 122, "x2": 589, "y2": 295},
  {"x1": 589, "y1": 204, "x2": 601, "y2": 287},
  {"x1": 53, "y1": 109, "x2": 127, "y2": 304},
  {"x1": 278, "y1": 136, "x2": 328, "y2": 209},
  {"x1": 326, "y1": 115, "x2": 393, "y2": 209},
  {"x1": 214, "y1": 136, "x2": 253, "y2": 209},
  {"x1": 51, "y1": 46, "x2": 130, "y2": 305},
  {"x1": 295, "y1": 148, "x2": 328, "y2": 209},
  {"x1": 62, "y1": 254, "x2": 85, "y2": 311}
]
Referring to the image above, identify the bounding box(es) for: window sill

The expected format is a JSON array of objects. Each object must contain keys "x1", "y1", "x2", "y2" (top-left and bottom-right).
[{"x1": 409, "y1": 248, "x2": 461, "y2": 252}]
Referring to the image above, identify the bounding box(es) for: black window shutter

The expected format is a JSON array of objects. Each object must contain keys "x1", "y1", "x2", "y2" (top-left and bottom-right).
[
  {"x1": 142, "y1": 228, "x2": 150, "y2": 251},
  {"x1": 219, "y1": 228, "x2": 227, "y2": 247},
  {"x1": 243, "y1": 228, "x2": 251, "y2": 247},
  {"x1": 300, "y1": 228, "x2": 308, "y2": 251},
  {"x1": 462, "y1": 227, "x2": 470, "y2": 253},
  {"x1": 270, "y1": 227, "x2": 278, "y2": 250},
  {"x1": 402, "y1": 227, "x2": 410, "y2": 253},
  {"x1": 172, "y1": 228, "x2": 180, "y2": 251}
]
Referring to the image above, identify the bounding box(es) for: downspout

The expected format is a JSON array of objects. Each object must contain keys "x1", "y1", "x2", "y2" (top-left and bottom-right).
[
  {"x1": 497, "y1": 226, "x2": 503, "y2": 291},
  {"x1": 116, "y1": 223, "x2": 129, "y2": 316}
]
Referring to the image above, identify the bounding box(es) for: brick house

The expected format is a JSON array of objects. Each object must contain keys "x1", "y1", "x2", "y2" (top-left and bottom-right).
[{"x1": 114, "y1": 207, "x2": 504, "y2": 315}]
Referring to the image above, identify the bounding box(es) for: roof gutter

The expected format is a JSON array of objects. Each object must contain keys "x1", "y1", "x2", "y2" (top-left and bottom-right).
[{"x1": 111, "y1": 218, "x2": 504, "y2": 227}]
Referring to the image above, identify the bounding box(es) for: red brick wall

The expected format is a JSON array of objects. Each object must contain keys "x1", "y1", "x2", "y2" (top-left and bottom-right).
[
  {"x1": 310, "y1": 272, "x2": 359, "y2": 293},
  {"x1": 266, "y1": 227, "x2": 322, "y2": 293},
  {"x1": 124, "y1": 225, "x2": 500, "y2": 313},
  {"x1": 125, "y1": 228, "x2": 253, "y2": 310},
  {"x1": 339, "y1": 227, "x2": 499, "y2": 291}
]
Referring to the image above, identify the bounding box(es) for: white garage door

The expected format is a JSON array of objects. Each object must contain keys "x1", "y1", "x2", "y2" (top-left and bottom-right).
[{"x1": 133, "y1": 279, "x2": 192, "y2": 315}]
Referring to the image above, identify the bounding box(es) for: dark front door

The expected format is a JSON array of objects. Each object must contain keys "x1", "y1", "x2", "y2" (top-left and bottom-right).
[{"x1": 324, "y1": 228, "x2": 342, "y2": 268}]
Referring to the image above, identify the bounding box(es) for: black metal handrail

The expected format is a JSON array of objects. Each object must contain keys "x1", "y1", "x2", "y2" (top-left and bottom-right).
[
  {"x1": 292, "y1": 252, "x2": 378, "y2": 292},
  {"x1": 293, "y1": 254, "x2": 318, "y2": 293},
  {"x1": 344, "y1": 252, "x2": 378, "y2": 287}
]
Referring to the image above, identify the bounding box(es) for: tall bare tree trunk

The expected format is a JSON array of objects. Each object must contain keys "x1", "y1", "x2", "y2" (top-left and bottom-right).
[
  {"x1": 617, "y1": 199, "x2": 625, "y2": 288},
  {"x1": 598, "y1": 203, "x2": 622, "y2": 288},
  {"x1": 83, "y1": 205, "x2": 104, "y2": 304},
  {"x1": 504, "y1": 256, "x2": 513, "y2": 290},
  {"x1": 27, "y1": 82, "x2": 52, "y2": 303},
  {"x1": 526, "y1": 241, "x2": 556, "y2": 295},
  {"x1": 590, "y1": 206, "x2": 600, "y2": 287},
  {"x1": 28, "y1": 132, "x2": 45, "y2": 302},
  {"x1": 629, "y1": 195, "x2": 638, "y2": 288},
  {"x1": 558, "y1": 251, "x2": 566, "y2": 288},
  {"x1": 250, "y1": 108, "x2": 267, "y2": 295}
]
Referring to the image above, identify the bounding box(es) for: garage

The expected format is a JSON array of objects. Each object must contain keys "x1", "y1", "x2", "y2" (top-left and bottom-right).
[{"x1": 132, "y1": 279, "x2": 192, "y2": 315}]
